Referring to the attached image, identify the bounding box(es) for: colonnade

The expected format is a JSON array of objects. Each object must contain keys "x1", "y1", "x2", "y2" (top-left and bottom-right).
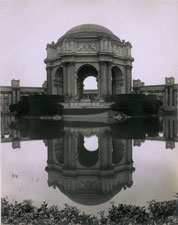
[{"x1": 48, "y1": 62, "x2": 132, "y2": 99}]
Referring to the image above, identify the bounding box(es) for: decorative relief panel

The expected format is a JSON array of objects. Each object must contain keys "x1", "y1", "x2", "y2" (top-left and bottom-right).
[
  {"x1": 77, "y1": 42, "x2": 97, "y2": 52},
  {"x1": 56, "y1": 44, "x2": 63, "y2": 53},
  {"x1": 112, "y1": 44, "x2": 123, "y2": 55},
  {"x1": 77, "y1": 180, "x2": 100, "y2": 190}
]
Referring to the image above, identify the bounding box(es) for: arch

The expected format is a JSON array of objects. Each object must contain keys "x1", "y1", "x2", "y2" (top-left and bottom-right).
[
  {"x1": 77, "y1": 64, "x2": 98, "y2": 99},
  {"x1": 54, "y1": 67, "x2": 63, "y2": 95},
  {"x1": 78, "y1": 136, "x2": 99, "y2": 167},
  {"x1": 76, "y1": 63, "x2": 98, "y2": 74},
  {"x1": 111, "y1": 66, "x2": 124, "y2": 94}
]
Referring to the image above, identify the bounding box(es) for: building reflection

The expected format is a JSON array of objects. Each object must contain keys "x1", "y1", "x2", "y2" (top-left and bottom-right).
[
  {"x1": 1, "y1": 116, "x2": 178, "y2": 205},
  {"x1": 45, "y1": 125, "x2": 134, "y2": 205}
]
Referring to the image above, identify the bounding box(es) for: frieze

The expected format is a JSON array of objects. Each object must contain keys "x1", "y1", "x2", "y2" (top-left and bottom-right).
[
  {"x1": 77, "y1": 42, "x2": 97, "y2": 52},
  {"x1": 77, "y1": 180, "x2": 100, "y2": 190}
]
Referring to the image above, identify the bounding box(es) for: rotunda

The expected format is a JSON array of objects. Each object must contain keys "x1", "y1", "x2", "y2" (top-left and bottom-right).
[{"x1": 44, "y1": 24, "x2": 134, "y2": 101}]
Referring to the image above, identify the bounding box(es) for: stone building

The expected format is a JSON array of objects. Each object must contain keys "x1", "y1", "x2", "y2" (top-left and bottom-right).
[
  {"x1": 0, "y1": 79, "x2": 46, "y2": 114},
  {"x1": 133, "y1": 77, "x2": 178, "y2": 112},
  {"x1": 0, "y1": 24, "x2": 177, "y2": 114},
  {"x1": 44, "y1": 24, "x2": 134, "y2": 101}
]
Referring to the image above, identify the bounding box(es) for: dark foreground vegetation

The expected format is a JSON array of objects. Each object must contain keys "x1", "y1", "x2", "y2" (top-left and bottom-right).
[{"x1": 2, "y1": 194, "x2": 178, "y2": 225}]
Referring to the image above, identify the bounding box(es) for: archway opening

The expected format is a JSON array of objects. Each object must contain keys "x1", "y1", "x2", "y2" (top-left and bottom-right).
[
  {"x1": 77, "y1": 64, "x2": 98, "y2": 99},
  {"x1": 78, "y1": 135, "x2": 99, "y2": 168},
  {"x1": 111, "y1": 66, "x2": 124, "y2": 94},
  {"x1": 54, "y1": 67, "x2": 63, "y2": 95},
  {"x1": 84, "y1": 136, "x2": 98, "y2": 151},
  {"x1": 83, "y1": 76, "x2": 97, "y2": 90}
]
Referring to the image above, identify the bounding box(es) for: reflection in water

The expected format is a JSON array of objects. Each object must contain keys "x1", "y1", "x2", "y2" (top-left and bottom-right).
[
  {"x1": 46, "y1": 127, "x2": 134, "y2": 205},
  {"x1": 1, "y1": 115, "x2": 178, "y2": 206}
]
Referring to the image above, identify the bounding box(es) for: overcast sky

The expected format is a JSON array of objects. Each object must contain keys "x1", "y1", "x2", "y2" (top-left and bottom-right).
[{"x1": 0, "y1": 0, "x2": 178, "y2": 87}]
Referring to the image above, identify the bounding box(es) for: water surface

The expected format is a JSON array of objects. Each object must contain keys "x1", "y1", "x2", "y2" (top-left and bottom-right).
[{"x1": 1, "y1": 115, "x2": 178, "y2": 215}]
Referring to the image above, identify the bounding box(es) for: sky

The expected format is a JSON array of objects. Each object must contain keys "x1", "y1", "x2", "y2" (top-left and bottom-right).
[{"x1": 0, "y1": 0, "x2": 178, "y2": 87}]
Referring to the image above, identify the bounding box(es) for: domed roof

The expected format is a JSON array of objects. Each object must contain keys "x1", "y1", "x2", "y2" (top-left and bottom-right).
[
  {"x1": 58, "y1": 24, "x2": 120, "y2": 42},
  {"x1": 66, "y1": 24, "x2": 114, "y2": 36}
]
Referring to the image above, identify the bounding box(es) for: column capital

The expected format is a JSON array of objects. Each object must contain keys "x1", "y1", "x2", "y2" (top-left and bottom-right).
[
  {"x1": 107, "y1": 61, "x2": 112, "y2": 66},
  {"x1": 100, "y1": 61, "x2": 106, "y2": 65},
  {"x1": 125, "y1": 65, "x2": 132, "y2": 70},
  {"x1": 61, "y1": 62, "x2": 68, "y2": 66},
  {"x1": 68, "y1": 61, "x2": 75, "y2": 66},
  {"x1": 46, "y1": 66, "x2": 52, "y2": 72},
  {"x1": 62, "y1": 61, "x2": 75, "y2": 66}
]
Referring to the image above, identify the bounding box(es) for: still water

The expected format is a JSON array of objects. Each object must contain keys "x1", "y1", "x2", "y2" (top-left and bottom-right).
[{"x1": 1, "y1": 115, "x2": 178, "y2": 215}]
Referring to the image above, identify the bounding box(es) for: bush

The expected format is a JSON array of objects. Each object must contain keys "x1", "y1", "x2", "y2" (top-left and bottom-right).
[{"x1": 1, "y1": 194, "x2": 178, "y2": 225}]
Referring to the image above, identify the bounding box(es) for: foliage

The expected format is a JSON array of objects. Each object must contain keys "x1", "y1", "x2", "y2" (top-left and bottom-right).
[{"x1": 1, "y1": 194, "x2": 178, "y2": 225}]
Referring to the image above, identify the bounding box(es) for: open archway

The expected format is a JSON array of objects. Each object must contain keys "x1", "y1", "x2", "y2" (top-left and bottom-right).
[
  {"x1": 111, "y1": 66, "x2": 124, "y2": 94},
  {"x1": 83, "y1": 76, "x2": 97, "y2": 90},
  {"x1": 77, "y1": 64, "x2": 98, "y2": 99},
  {"x1": 78, "y1": 135, "x2": 99, "y2": 167}
]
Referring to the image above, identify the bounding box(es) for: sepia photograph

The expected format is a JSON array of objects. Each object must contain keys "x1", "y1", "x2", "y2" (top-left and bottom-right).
[{"x1": 1, "y1": 0, "x2": 178, "y2": 224}]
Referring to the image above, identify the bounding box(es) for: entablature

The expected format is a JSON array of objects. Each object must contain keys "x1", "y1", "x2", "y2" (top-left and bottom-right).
[{"x1": 46, "y1": 37, "x2": 133, "y2": 62}]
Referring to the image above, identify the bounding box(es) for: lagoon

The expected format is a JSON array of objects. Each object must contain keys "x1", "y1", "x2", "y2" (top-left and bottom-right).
[{"x1": 1, "y1": 115, "x2": 178, "y2": 215}]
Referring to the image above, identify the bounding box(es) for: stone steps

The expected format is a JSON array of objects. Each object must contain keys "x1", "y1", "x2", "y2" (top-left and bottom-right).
[{"x1": 62, "y1": 101, "x2": 113, "y2": 109}]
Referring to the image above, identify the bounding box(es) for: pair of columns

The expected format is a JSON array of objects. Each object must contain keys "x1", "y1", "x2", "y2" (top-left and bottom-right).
[
  {"x1": 164, "y1": 87, "x2": 175, "y2": 108},
  {"x1": 97, "y1": 63, "x2": 132, "y2": 96},
  {"x1": 47, "y1": 63, "x2": 76, "y2": 96}
]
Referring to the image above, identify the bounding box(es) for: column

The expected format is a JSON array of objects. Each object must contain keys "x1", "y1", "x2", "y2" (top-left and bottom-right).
[
  {"x1": 67, "y1": 64, "x2": 71, "y2": 96},
  {"x1": 97, "y1": 72, "x2": 101, "y2": 98},
  {"x1": 99, "y1": 39, "x2": 104, "y2": 52},
  {"x1": 107, "y1": 62, "x2": 112, "y2": 96},
  {"x1": 99, "y1": 63, "x2": 103, "y2": 98},
  {"x1": 165, "y1": 119, "x2": 169, "y2": 138},
  {"x1": 99, "y1": 133, "x2": 108, "y2": 170},
  {"x1": 170, "y1": 118, "x2": 173, "y2": 139},
  {"x1": 170, "y1": 88, "x2": 173, "y2": 108},
  {"x1": 12, "y1": 90, "x2": 16, "y2": 104},
  {"x1": 125, "y1": 140, "x2": 133, "y2": 163},
  {"x1": 74, "y1": 74, "x2": 78, "y2": 97},
  {"x1": 64, "y1": 132, "x2": 69, "y2": 169},
  {"x1": 63, "y1": 63, "x2": 67, "y2": 96},
  {"x1": 174, "y1": 116, "x2": 177, "y2": 137},
  {"x1": 163, "y1": 89, "x2": 166, "y2": 107},
  {"x1": 17, "y1": 88, "x2": 20, "y2": 102},
  {"x1": 174, "y1": 89, "x2": 177, "y2": 107},
  {"x1": 69, "y1": 62, "x2": 75, "y2": 97},
  {"x1": 107, "y1": 135, "x2": 112, "y2": 169},
  {"x1": 1, "y1": 112, "x2": 5, "y2": 136},
  {"x1": 8, "y1": 92, "x2": 12, "y2": 108},
  {"x1": 163, "y1": 117, "x2": 166, "y2": 137},
  {"x1": 125, "y1": 65, "x2": 132, "y2": 93},
  {"x1": 100, "y1": 61, "x2": 107, "y2": 98},
  {"x1": 100, "y1": 133, "x2": 113, "y2": 170},
  {"x1": 46, "y1": 67, "x2": 52, "y2": 94},
  {"x1": 165, "y1": 88, "x2": 169, "y2": 108}
]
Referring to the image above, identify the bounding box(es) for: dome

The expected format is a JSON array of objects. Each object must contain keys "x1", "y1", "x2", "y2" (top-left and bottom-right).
[{"x1": 58, "y1": 24, "x2": 120, "y2": 42}]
